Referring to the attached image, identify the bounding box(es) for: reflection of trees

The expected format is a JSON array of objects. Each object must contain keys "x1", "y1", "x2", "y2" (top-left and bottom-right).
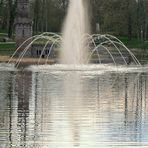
[
  {"x1": 33, "y1": 72, "x2": 61, "y2": 147},
  {"x1": 1, "y1": 70, "x2": 147, "y2": 147},
  {"x1": 92, "y1": 72, "x2": 148, "y2": 143},
  {"x1": 123, "y1": 73, "x2": 148, "y2": 142}
]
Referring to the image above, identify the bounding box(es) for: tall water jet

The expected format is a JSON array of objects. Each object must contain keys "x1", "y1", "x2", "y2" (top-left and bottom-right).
[{"x1": 61, "y1": 0, "x2": 90, "y2": 64}]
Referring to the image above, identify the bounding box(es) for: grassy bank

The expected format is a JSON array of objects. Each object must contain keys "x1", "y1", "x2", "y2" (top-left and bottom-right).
[
  {"x1": 0, "y1": 33, "x2": 147, "y2": 61},
  {"x1": 117, "y1": 37, "x2": 148, "y2": 61},
  {"x1": 0, "y1": 31, "x2": 15, "y2": 41},
  {"x1": 118, "y1": 36, "x2": 148, "y2": 49},
  {"x1": 0, "y1": 42, "x2": 15, "y2": 55}
]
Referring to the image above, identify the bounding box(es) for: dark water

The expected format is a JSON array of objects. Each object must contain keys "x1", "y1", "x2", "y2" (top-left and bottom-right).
[{"x1": 0, "y1": 66, "x2": 148, "y2": 148}]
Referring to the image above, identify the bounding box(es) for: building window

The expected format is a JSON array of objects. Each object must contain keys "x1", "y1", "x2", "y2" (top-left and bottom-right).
[
  {"x1": 45, "y1": 50, "x2": 49, "y2": 55},
  {"x1": 39, "y1": 50, "x2": 41, "y2": 55},
  {"x1": 37, "y1": 50, "x2": 42, "y2": 55}
]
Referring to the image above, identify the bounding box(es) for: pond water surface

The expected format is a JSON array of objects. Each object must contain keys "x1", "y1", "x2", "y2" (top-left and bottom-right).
[{"x1": 0, "y1": 64, "x2": 148, "y2": 148}]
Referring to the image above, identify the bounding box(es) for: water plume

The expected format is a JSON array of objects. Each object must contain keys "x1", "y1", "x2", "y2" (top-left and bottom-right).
[{"x1": 61, "y1": 0, "x2": 90, "y2": 64}]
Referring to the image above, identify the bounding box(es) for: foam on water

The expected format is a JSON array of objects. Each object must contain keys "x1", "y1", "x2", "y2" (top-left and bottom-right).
[
  {"x1": 0, "y1": 63, "x2": 16, "y2": 71},
  {"x1": 26, "y1": 64, "x2": 147, "y2": 74}
]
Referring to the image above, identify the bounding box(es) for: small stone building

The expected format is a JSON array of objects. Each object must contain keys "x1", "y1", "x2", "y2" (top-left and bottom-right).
[{"x1": 31, "y1": 44, "x2": 56, "y2": 58}]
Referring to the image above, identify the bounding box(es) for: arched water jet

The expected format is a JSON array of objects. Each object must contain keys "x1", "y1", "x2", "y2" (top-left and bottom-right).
[
  {"x1": 101, "y1": 34, "x2": 141, "y2": 65},
  {"x1": 7, "y1": 32, "x2": 141, "y2": 67},
  {"x1": 37, "y1": 40, "x2": 52, "y2": 65},
  {"x1": 101, "y1": 35, "x2": 128, "y2": 65},
  {"x1": 45, "y1": 38, "x2": 61, "y2": 65},
  {"x1": 89, "y1": 40, "x2": 137, "y2": 65},
  {"x1": 88, "y1": 44, "x2": 117, "y2": 65},
  {"x1": 82, "y1": 34, "x2": 130, "y2": 65},
  {"x1": 82, "y1": 34, "x2": 102, "y2": 64},
  {"x1": 38, "y1": 36, "x2": 62, "y2": 65},
  {"x1": 89, "y1": 34, "x2": 141, "y2": 65},
  {"x1": 8, "y1": 34, "x2": 42, "y2": 64},
  {"x1": 9, "y1": 32, "x2": 62, "y2": 64},
  {"x1": 8, "y1": 33, "x2": 62, "y2": 67},
  {"x1": 42, "y1": 32, "x2": 62, "y2": 39},
  {"x1": 15, "y1": 36, "x2": 50, "y2": 67}
]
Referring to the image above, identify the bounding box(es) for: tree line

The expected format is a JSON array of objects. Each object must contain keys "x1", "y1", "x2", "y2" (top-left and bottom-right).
[{"x1": 0, "y1": 0, "x2": 148, "y2": 41}]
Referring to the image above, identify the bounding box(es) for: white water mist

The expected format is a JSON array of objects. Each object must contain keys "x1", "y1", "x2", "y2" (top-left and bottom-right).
[{"x1": 61, "y1": 0, "x2": 90, "y2": 64}]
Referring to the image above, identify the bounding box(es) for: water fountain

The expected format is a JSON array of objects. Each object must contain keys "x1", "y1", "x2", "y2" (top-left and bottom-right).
[
  {"x1": 6, "y1": 0, "x2": 142, "y2": 68},
  {"x1": 60, "y1": 0, "x2": 90, "y2": 65},
  {"x1": 1, "y1": 1, "x2": 148, "y2": 148}
]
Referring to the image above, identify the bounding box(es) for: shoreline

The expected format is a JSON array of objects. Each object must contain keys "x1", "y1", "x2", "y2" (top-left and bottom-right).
[
  {"x1": 0, "y1": 55, "x2": 147, "y2": 66},
  {"x1": 0, "y1": 56, "x2": 56, "y2": 65}
]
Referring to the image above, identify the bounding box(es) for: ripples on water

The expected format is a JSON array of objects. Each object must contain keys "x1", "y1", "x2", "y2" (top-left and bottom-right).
[{"x1": 0, "y1": 65, "x2": 148, "y2": 148}]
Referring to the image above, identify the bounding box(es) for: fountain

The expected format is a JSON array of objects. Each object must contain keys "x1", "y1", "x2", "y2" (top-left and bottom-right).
[
  {"x1": 61, "y1": 0, "x2": 90, "y2": 64},
  {"x1": 7, "y1": 0, "x2": 142, "y2": 68},
  {"x1": 1, "y1": 1, "x2": 148, "y2": 148}
]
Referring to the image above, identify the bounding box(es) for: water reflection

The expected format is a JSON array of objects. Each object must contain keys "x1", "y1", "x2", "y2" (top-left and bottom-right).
[{"x1": 0, "y1": 70, "x2": 148, "y2": 147}]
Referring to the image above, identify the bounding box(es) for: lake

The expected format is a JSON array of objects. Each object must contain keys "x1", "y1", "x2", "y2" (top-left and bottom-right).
[{"x1": 0, "y1": 64, "x2": 148, "y2": 148}]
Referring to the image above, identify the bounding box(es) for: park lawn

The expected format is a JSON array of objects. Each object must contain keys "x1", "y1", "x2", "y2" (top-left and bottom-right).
[
  {"x1": 0, "y1": 33, "x2": 7, "y2": 37},
  {"x1": 0, "y1": 29, "x2": 8, "y2": 34},
  {"x1": 0, "y1": 31, "x2": 15, "y2": 42},
  {"x1": 0, "y1": 42, "x2": 16, "y2": 55},
  {"x1": 118, "y1": 36, "x2": 148, "y2": 49},
  {"x1": 0, "y1": 32, "x2": 148, "y2": 59},
  {"x1": 0, "y1": 33, "x2": 8, "y2": 42}
]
